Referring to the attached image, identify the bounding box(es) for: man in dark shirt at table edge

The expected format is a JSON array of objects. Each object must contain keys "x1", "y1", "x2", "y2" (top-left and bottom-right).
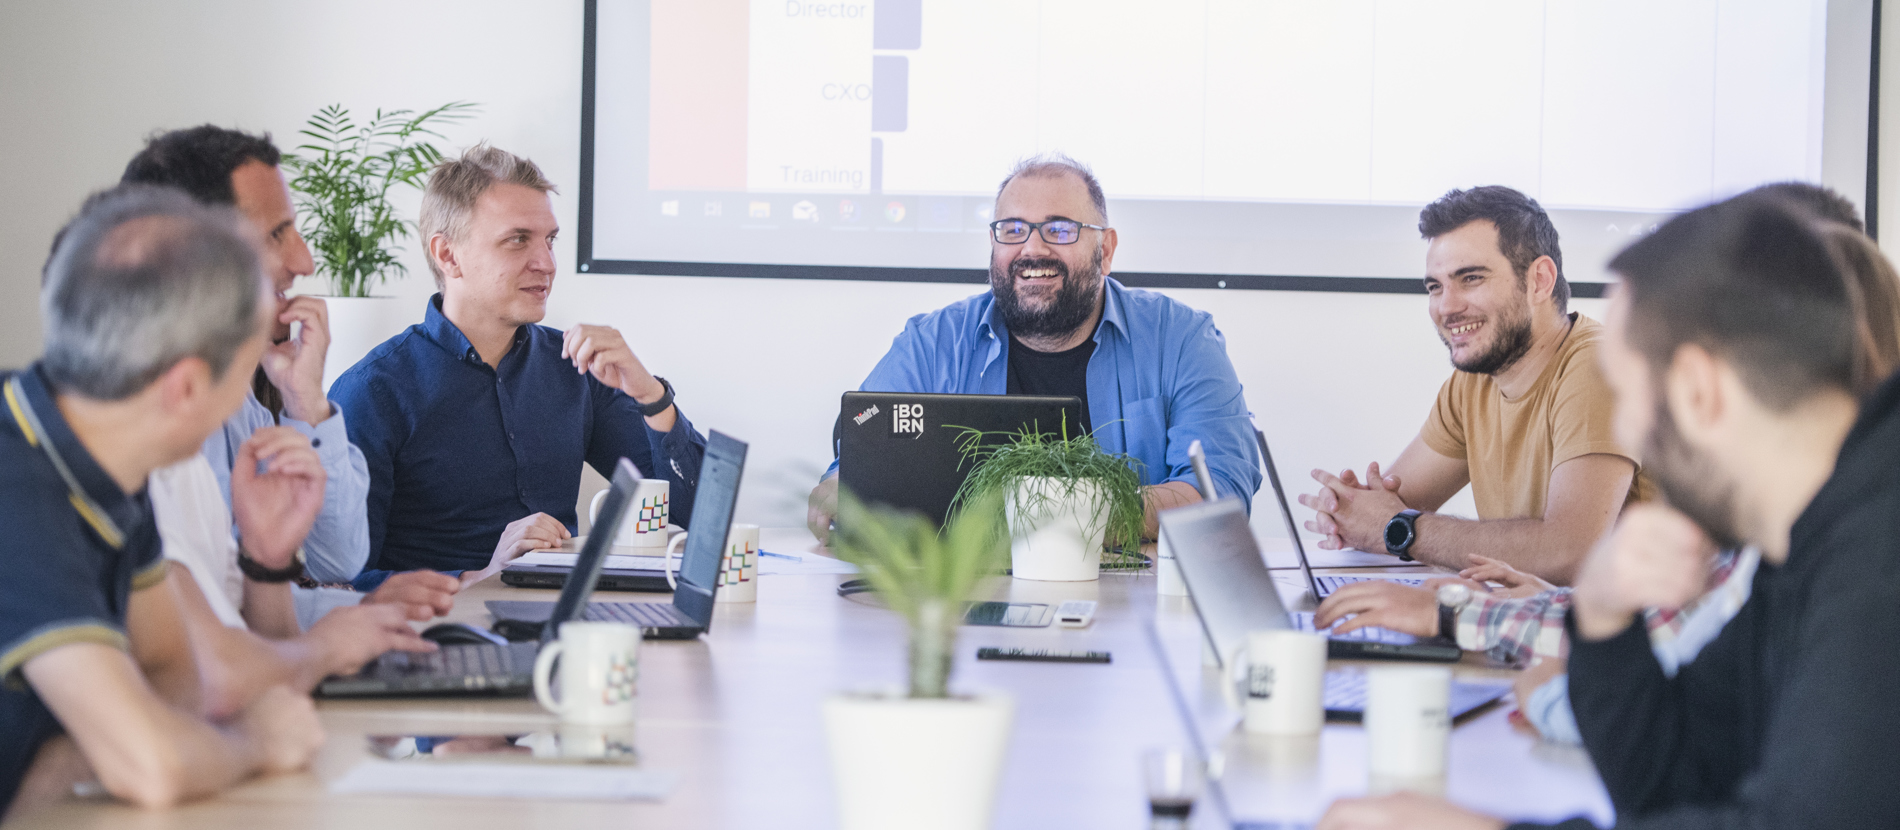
[
  {"x1": 1317, "y1": 197, "x2": 1900, "y2": 828},
  {"x1": 331, "y1": 145, "x2": 707, "y2": 591}
]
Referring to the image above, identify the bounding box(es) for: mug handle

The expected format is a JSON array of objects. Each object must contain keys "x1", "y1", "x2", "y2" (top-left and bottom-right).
[
  {"x1": 1220, "y1": 645, "x2": 1249, "y2": 711},
  {"x1": 588, "y1": 490, "x2": 608, "y2": 526},
  {"x1": 664, "y1": 532, "x2": 688, "y2": 590},
  {"x1": 533, "y1": 641, "x2": 567, "y2": 716}
]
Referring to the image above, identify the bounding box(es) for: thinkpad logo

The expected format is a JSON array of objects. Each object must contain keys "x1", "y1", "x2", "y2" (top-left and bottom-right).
[{"x1": 852, "y1": 405, "x2": 880, "y2": 426}]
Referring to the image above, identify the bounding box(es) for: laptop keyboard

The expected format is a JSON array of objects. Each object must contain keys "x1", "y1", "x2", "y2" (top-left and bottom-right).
[
  {"x1": 1291, "y1": 612, "x2": 1419, "y2": 644},
  {"x1": 1323, "y1": 669, "x2": 1511, "y2": 719},
  {"x1": 1313, "y1": 575, "x2": 1426, "y2": 598},
  {"x1": 583, "y1": 601, "x2": 692, "y2": 627}
]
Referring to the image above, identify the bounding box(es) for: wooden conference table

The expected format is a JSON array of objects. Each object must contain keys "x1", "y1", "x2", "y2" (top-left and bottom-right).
[{"x1": 14, "y1": 529, "x2": 1612, "y2": 830}]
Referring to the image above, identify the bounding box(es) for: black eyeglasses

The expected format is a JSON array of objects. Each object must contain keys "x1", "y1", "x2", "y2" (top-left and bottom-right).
[{"x1": 989, "y1": 218, "x2": 1109, "y2": 245}]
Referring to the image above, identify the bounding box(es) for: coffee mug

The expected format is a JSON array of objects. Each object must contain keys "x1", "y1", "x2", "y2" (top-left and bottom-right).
[
  {"x1": 590, "y1": 479, "x2": 670, "y2": 548},
  {"x1": 666, "y1": 523, "x2": 761, "y2": 603},
  {"x1": 1221, "y1": 630, "x2": 1327, "y2": 735},
  {"x1": 1364, "y1": 665, "x2": 1452, "y2": 778},
  {"x1": 532, "y1": 621, "x2": 641, "y2": 724}
]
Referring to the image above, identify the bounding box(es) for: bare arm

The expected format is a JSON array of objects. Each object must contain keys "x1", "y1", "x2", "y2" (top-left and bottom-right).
[
  {"x1": 21, "y1": 643, "x2": 320, "y2": 809},
  {"x1": 1408, "y1": 454, "x2": 1634, "y2": 584},
  {"x1": 1141, "y1": 481, "x2": 1203, "y2": 540},
  {"x1": 239, "y1": 579, "x2": 302, "y2": 640},
  {"x1": 125, "y1": 572, "x2": 202, "y2": 714},
  {"x1": 1387, "y1": 437, "x2": 1470, "y2": 513}
]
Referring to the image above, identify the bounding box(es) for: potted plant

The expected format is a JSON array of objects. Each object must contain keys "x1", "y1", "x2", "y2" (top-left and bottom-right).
[
  {"x1": 952, "y1": 420, "x2": 1146, "y2": 581},
  {"x1": 282, "y1": 101, "x2": 475, "y2": 392},
  {"x1": 824, "y1": 491, "x2": 1014, "y2": 830}
]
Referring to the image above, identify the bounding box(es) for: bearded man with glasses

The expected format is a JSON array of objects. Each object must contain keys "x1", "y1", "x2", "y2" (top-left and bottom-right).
[{"x1": 807, "y1": 155, "x2": 1261, "y2": 541}]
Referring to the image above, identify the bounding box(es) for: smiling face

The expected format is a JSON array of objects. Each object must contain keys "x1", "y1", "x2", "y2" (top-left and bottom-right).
[
  {"x1": 435, "y1": 183, "x2": 560, "y2": 327},
  {"x1": 988, "y1": 171, "x2": 1115, "y2": 341},
  {"x1": 228, "y1": 160, "x2": 314, "y2": 340},
  {"x1": 1424, "y1": 220, "x2": 1536, "y2": 375}
]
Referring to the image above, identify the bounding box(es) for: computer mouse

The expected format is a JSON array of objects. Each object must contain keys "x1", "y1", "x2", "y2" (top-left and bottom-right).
[{"x1": 419, "y1": 622, "x2": 509, "y2": 647}]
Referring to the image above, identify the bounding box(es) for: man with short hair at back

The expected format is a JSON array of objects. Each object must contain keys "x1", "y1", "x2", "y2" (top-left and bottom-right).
[
  {"x1": 332, "y1": 145, "x2": 708, "y2": 589},
  {"x1": 120, "y1": 126, "x2": 460, "y2": 623},
  {"x1": 806, "y1": 154, "x2": 1262, "y2": 540},
  {"x1": 2, "y1": 186, "x2": 322, "y2": 819},
  {"x1": 1302, "y1": 186, "x2": 1650, "y2": 585},
  {"x1": 1318, "y1": 193, "x2": 1900, "y2": 830}
]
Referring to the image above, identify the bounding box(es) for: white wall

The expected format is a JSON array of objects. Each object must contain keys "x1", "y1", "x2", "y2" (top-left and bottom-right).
[{"x1": 0, "y1": 0, "x2": 1877, "y2": 532}]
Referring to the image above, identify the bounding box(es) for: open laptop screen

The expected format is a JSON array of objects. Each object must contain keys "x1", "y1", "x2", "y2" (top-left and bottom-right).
[
  {"x1": 672, "y1": 431, "x2": 749, "y2": 625},
  {"x1": 543, "y1": 457, "x2": 643, "y2": 640}
]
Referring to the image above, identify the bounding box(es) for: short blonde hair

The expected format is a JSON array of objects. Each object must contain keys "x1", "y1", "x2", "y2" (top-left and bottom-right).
[{"x1": 419, "y1": 144, "x2": 557, "y2": 289}]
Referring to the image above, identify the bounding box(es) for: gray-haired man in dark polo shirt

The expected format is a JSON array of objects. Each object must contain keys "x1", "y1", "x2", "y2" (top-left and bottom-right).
[{"x1": 0, "y1": 187, "x2": 324, "y2": 819}]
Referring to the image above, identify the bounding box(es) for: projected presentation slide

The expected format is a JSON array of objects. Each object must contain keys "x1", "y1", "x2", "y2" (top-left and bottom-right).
[{"x1": 585, "y1": 0, "x2": 1870, "y2": 287}]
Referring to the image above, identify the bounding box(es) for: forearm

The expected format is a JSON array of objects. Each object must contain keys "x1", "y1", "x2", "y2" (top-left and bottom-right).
[
  {"x1": 192, "y1": 623, "x2": 301, "y2": 720},
  {"x1": 1141, "y1": 481, "x2": 1203, "y2": 540},
  {"x1": 1410, "y1": 513, "x2": 1588, "y2": 584},
  {"x1": 241, "y1": 580, "x2": 303, "y2": 639}
]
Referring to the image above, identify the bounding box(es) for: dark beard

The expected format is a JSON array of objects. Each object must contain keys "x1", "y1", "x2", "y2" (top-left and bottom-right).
[
  {"x1": 1444, "y1": 305, "x2": 1534, "y2": 376},
  {"x1": 1644, "y1": 397, "x2": 1744, "y2": 551},
  {"x1": 990, "y1": 247, "x2": 1104, "y2": 340}
]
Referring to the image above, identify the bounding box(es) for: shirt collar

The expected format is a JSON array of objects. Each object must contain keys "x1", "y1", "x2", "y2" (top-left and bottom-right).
[
  {"x1": 979, "y1": 276, "x2": 1129, "y2": 343},
  {"x1": 6, "y1": 364, "x2": 144, "y2": 547},
  {"x1": 420, "y1": 293, "x2": 528, "y2": 365}
]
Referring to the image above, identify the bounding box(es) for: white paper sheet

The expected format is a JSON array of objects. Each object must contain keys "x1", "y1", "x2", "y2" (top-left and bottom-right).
[
  {"x1": 330, "y1": 760, "x2": 676, "y2": 801},
  {"x1": 757, "y1": 553, "x2": 859, "y2": 576}
]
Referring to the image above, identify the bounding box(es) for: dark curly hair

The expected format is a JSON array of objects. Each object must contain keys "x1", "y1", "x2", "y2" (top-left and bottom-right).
[
  {"x1": 1419, "y1": 185, "x2": 1568, "y2": 313},
  {"x1": 121, "y1": 125, "x2": 282, "y2": 206}
]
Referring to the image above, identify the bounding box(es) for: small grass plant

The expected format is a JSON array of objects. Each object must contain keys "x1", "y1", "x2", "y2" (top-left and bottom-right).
[
  {"x1": 949, "y1": 417, "x2": 1147, "y2": 569},
  {"x1": 829, "y1": 489, "x2": 1008, "y2": 699}
]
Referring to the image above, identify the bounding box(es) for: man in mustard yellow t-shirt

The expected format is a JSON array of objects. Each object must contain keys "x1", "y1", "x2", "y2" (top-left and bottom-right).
[{"x1": 1300, "y1": 186, "x2": 1649, "y2": 586}]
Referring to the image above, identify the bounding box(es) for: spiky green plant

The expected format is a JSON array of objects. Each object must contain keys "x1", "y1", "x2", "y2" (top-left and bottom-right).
[
  {"x1": 282, "y1": 101, "x2": 477, "y2": 297},
  {"x1": 830, "y1": 489, "x2": 1007, "y2": 698},
  {"x1": 949, "y1": 419, "x2": 1147, "y2": 568}
]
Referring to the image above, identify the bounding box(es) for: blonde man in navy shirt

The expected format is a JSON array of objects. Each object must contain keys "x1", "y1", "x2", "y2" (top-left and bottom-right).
[{"x1": 332, "y1": 146, "x2": 707, "y2": 589}]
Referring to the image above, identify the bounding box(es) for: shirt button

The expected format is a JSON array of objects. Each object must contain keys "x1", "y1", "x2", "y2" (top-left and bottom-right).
[{"x1": 311, "y1": 438, "x2": 322, "y2": 448}]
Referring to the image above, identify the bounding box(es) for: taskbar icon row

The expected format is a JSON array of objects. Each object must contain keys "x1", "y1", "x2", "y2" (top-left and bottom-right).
[{"x1": 653, "y1": 193, "x2": 992, "y2": 231}]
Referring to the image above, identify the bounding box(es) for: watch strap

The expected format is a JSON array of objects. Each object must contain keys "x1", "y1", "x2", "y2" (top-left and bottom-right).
[
  {"x1": 1437, "y1": 602, "x2": 1458, "y2": 641},
  {"x1": 638, "y1": 376, "x2": 675, "y2": 417},
  {"x1": 237, "y1": 547, "x2": 305, "y2": 583}
]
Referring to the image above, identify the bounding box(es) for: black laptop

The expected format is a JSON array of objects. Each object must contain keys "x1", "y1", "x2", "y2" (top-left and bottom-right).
[
  {"x1": 1160, "y1": 497, "x2": 1462, "y2": 662},
  {"x1": 485, "y1": 431, "x2": 747, "y2": 640},
  {"x1": 317, "y1": 456, "x2": 651, "y2": 697},
  {"x1": 837, "y1": 391, "x2": 1081, "y2": 527},
  {"x1": 1254, "y1": 427, "x2": 1425, "y2": 604}
]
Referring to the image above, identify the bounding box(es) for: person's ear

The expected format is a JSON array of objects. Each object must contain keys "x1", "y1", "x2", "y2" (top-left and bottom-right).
[
  {"x1": 153, "y1": 356, "x2": 215, "y2": 417},
  {"x1": 1527, "y1": 255, "x2": 1559, "y2": 307},
  {"x1": 428, "y1": 233, "x2": 460, "y2": 282},
  {"x1": 1664, "y1": 343, "x2": 1727, "y2": 444},
  {"x1": 1097, "y1": 227, "x2": 1118, "y2": 277}
]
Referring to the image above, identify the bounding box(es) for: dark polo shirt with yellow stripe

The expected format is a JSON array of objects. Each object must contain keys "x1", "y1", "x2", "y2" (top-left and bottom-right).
[{"x1": 0, "y1": 365, "x2": 166, "y2": 813}]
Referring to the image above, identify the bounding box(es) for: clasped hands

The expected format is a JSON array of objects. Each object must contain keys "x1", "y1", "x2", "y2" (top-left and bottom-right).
[{"x1": 1299, "y1": 462, "x2": 1409, "y2": 552}]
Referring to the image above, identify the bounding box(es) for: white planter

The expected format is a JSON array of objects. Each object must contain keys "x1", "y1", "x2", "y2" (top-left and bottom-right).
[
  {"x1": 319, "y1": 295, "x2": 416, "y2": 395},
  {"x1": 824, "y1": 691, "x2": 1014, "y2": 830},
  {"x1": 1004, "y1": 476, "x2": 1109, "y2": 581}
]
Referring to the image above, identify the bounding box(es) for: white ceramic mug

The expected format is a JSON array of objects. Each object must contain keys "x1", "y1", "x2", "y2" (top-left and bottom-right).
[
  {"x1": 1221, "y1": 630, "x2": 1327, "y2": 735},
  {"x1": 591, "y1": 479, "x2": 670, "y2": 548},
  {"x1": 665, "y1": 523, "x2": 761, "y2": 603},
  {"x1": 1364, "y1": 665, "x2": 1453, "y2": 779},
  {"x1": 532, "y1": 621, "x2": 641, "y2": 724}
]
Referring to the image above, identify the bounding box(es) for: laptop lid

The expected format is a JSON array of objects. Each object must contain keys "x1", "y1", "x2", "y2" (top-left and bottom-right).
[
  {"x1": 1158, "y1": 498, "x2": 1295, "y2": 669},
  {"x1": 837, "y1": 391, "x2": 1082, "y2": 527},
  {"x1": 1255, "y1": 427, "x2": 1322, "y2": 606},
  {"x1": 542, "y1": 457, "x2": 644, "y2": 642},
  {"x1": 670, "y1": 430, "x2": 749, "y2": 628}
]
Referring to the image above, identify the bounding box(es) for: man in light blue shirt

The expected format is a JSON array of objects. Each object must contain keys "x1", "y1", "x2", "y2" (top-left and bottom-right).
[{"x1": 808, "y1": 155, "x2": 1260, "y2": 540}]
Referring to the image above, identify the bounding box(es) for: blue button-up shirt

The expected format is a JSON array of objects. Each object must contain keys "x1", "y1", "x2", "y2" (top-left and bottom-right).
[
  {"x1": 833, "y1": 278, "x2": 1262, "y2": 508},
  {"x1": 200, "y1": 391, "x2": 369, "y2": 584},
  {"x1": 332, "y1": 296, "x2": 707, "y2": 588}
]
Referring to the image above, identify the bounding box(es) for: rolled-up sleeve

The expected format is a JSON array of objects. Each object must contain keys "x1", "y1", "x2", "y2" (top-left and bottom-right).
[{"x1": 282, "y1": 405, "x2": 370, "y2": 583}]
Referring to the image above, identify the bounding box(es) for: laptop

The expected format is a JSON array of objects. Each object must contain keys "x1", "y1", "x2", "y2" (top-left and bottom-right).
[
  {"x1": 1159, "y1": 497, "x2": 1462, "y2": 662},
  {"x1": 837, "y1": 391, "x2": 1082, "y2": 527},
  {"x1": 1253, "y1": 427, "x2": 1425, "y2": 605},
  {"x1": 316, "y1": 456, "x2": 651, "y2": 697},
  {"x1": 486, "y1": 430, "x2": 748, "y2": 640}
]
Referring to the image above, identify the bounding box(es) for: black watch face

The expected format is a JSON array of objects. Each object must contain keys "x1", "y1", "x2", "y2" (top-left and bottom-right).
[{"x1": 1384, "y1": 517, "x2": 1410, "y2": 550}]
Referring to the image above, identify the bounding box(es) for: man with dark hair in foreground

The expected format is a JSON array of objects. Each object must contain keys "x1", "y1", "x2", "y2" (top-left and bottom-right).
[{"x1": 1318, "y1": 195, "x2": 1900, "y2": 828}]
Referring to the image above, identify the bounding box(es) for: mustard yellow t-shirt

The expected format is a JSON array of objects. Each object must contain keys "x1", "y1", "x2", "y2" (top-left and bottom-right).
[{"x1": 1419, "y1": 314, "x2": 1650, "y2": 520}]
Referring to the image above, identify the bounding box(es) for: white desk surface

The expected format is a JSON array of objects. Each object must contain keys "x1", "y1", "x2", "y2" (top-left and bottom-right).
[{"x1": 14, "y1": 528, "x2": 1609, "y2": 829}]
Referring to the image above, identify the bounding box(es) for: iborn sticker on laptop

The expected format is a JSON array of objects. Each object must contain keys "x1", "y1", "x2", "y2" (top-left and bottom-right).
[{"x1": 892, "y1": 403, "x2": 925, "y2": 435}]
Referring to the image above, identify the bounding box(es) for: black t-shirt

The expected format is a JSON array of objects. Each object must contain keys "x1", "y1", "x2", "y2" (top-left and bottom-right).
[
  {"x1": 0, "y1": 367, "x2": 166, "y2": 814},
  {"x1": 1006, "y1": 335, "x2": 1095, "y2": 435}
]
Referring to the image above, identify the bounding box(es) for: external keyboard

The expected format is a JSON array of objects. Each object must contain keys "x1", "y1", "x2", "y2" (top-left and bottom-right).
[
  {"x1": 583, "y1": 601, "x2": 691, "y2": 627},
  {"x1": 318, "y1": 642, "x2": 539, "y2": 696}
]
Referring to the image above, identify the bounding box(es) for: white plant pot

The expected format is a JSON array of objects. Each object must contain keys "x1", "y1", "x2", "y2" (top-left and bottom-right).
[
  {"x1": 319, "y1": 295, "x2": 415, "y2": 395},
  {"x1": 824, "y1": 691, "x2": 1014, "y2": 830},
  {"x1": 1004, "y1": 476, "x2": 1109, "y2": 581}
]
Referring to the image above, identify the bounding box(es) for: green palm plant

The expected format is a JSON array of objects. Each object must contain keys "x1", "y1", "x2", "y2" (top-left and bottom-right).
[
  {"x1": 830, "y1": 489, "x2": 1007, "y2": 698},
  {"x1": 282, "y1": 101, "x2": 477, "y2": 297}
]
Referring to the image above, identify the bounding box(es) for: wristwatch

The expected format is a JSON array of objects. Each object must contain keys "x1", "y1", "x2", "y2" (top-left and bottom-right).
[
  {"x1": 237, "y1": 546, "x2": 306, "y2": 584},
  {"x1": 638, "y1": 376, "x2": 676, "y2": 417},
  {"x1": 1436, "y1": 582, "x2": 1474, "y2": 640},
  {"x1": 1383, "y1": 509, "x2": 1423, "y2": 561}
]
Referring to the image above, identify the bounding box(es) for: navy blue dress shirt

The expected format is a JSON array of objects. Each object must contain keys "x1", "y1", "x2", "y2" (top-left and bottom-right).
[{"x1": 332, "y1": 296, "x2": 707, "y2": 588}]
